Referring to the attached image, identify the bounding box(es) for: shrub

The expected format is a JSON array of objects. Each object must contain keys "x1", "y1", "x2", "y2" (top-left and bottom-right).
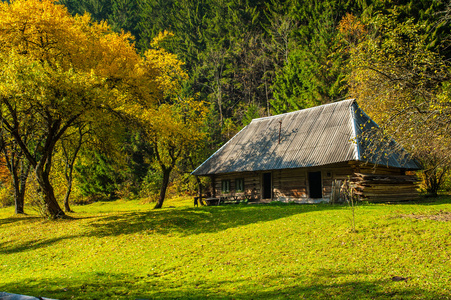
[{"x1": 0, "y1": 184, "x2": 14, "y2": 207}]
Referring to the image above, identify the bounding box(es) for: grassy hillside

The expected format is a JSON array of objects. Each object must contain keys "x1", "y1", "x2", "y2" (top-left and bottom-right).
[{"x1": 0, "y1": 197, "x2": 450, "y2": 299}]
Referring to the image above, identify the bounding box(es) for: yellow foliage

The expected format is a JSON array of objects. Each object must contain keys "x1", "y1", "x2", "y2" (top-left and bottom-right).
[
  {"x1": 150, "y1": 30, "x2": 175, "y2": 49},
  {"x1": 338, "y1": 13, "x2": 366, "y2": 44},
  {"x1": 346, "y1": 12, "x2": 451, "y2": 188},
  {"x1": 0, "y1": 0, "x2": 200, "y2": 216},
  {"x1": 144, "y1": 34, "x2": 188, "y2": 100},
  {"x1": 0, "y1": 0, "x2": 161, "y2": 109},
  {"x1": 141, "y1": 97, "x2": 208, "y2": 171}
]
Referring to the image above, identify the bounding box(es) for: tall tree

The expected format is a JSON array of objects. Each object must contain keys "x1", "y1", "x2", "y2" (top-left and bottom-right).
[
  {"x1": 75, "y1": 150, "x2": 125, "y2": 201},
  {"x1": 138, "y1": 32, "x2": 209, "y2": 209},
  {"x1": 269, "y1": 0, "x2": 360, "y2": 113},
  {"x1": 109, "y1": 0, "x2": 140, "y2": 41},
  {"x1": 136, "y1": 0, "x2": 176, "y2": 51},
  {"x1": 346, "y1": 13, "x2": 451, "y2": 194},
  {"x1": 142, "y1": 100, "x2": 208, "y2": 209},
  {"x1": 0, "y1": 0, "x2": 159, "y2": 218}
]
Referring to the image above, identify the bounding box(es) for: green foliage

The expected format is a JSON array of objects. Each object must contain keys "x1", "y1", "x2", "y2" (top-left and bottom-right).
[
  {"x1": 242, "y1": 103, "x2": 263, "y2": 126},
  {"x1": 135, "y1": 0, "x2": 176, "y2": 51},
  {"x1": 271, "y1": 49, "x2": 324, "y2": 113},
  {"x1": 347, "y1": 11, "x2": 451, "y2": 192},
  {"x1": 58, "y1": 0, "x2": 112, "y2": 21},
  {"x1": 437, "y1": 172, "x2": 451, "y2": 192},
  {"x1": 270, "y1": 0, "x2": 359, "y2": 114},
  {"x1": 358, "y1": 0, "x2": 450, "y2": 55},
  {"x1": 59, "y1": 0, "x2": 451, "y2": 125},
  {"x1": 120, "y1": 131, "x2": 151, "y2": 190},
  {"x1": 109, "y1": 0, "x2": 140, "y2": 40},
  {"x1": 75, "y1": 152, "x2": 124, "y2": 201},
  {"x1": 1, "y1": 198, "x2": 451, "y2": 299},
  {"x1": 138, "y1": 169, "x2": 163, "y2": 200}
]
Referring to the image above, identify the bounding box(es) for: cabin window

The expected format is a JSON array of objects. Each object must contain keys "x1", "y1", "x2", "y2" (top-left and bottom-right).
[
  {"x1": 221, "y1": 180, "x2": 230, "y2": 193},
  {"x1": 235, "y1": 178, "x2": 244, "y2": 192}
]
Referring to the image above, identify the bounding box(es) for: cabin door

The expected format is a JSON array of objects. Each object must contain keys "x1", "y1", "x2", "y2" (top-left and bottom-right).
[
  {"x1": 308, "y1": 171, "x2": 322, "y2": 198},
  {"x1": 262, "y1": 173, "x2": 272, "y2": 199}
]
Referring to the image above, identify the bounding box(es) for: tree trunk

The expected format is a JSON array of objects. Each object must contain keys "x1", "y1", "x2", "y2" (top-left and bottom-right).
[
  {"x1": 35, "y1": 167, "x2": 66, "y2": 219},
  {"x1": 14, "y1": 162, "x2": 30, "y2": 214},
  {"x1": 61, "y1": 126, "x2": 84, "y2": 213},
  {"x1": 154, "y1": 167, "x2": 171, "y2": 209},
  {"x1": 14, "y1": 197, "x2": 24, "y2": 214},
  {"x1": 63, "y1": 167, "x2": 74, "y2": 212},
  {"x1": 64, "y1": 178, "x2": 73, "y2": 212},
  {"x1": 13, "y1": 175, "x2": 24, "y2": 214},
  {"x1": 9, "y1": 160, "x2": 24, "y2": 214},
  {"x1": 3, "y1": 148, "x2": 29, "y2": 215}
]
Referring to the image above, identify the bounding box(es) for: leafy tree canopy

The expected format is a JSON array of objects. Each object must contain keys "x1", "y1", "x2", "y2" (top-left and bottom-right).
[{"x1": 0, "y1": 0, "x2": 162, "y2": 218}]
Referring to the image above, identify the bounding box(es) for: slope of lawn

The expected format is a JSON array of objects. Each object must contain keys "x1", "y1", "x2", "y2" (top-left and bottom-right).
[{"x1": 0, "y1": 196, "x2": 450, "y2": 300}]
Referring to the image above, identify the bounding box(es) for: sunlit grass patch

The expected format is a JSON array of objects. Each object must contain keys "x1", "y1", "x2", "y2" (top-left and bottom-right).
[{"x1": 1, "y1": 197, "x2": 450, "y2": 299}]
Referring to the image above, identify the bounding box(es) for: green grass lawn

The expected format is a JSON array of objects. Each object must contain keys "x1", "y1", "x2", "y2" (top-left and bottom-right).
[{"x1": 0, "y1": 196, "x2": 450, "y2": 300}]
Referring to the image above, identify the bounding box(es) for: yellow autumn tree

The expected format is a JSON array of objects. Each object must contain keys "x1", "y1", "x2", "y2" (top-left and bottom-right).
[
  {"x1": 0, "y1": 0, "x2": 159, "y2": 218},
  {"x1": 143, "y1": 100, "x2": 208, "y2": 209},
  {"x1": 346, "y1": 14, "x2": 451, "y2": 195},
  {"x1": 137, "y1": 32, "x2": 209, "y2": 209}
]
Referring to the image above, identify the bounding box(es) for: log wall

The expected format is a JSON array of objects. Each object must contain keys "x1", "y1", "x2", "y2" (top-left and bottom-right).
[
  {"x1": 352, "y1": 173, "x2": 419, "y2": 202},
  {"x1": 212, "y1": 172, "x2": 261, "y2": 199},
  {"x1": 273, "y1": 162, "x2": 355, "y2": 203},
  {"x1": 210, "y1": 161, "x2": 418, "y2": 203}
]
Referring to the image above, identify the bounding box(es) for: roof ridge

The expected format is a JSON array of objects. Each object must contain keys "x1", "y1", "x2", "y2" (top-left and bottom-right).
[
  {"x1": 251, "y1": 99, "x2": 356, "y2": 123},
  {"x1": 350, "y1": 101, "x2": 361, "y2": 161}
]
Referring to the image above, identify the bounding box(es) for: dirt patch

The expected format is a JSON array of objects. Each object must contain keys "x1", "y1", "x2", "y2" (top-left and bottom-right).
[{"x1": 400, "y1": 210, "x2": 451, "y2": 222}]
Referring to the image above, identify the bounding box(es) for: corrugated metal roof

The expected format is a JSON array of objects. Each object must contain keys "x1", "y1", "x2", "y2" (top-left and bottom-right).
[{"x1": 192, "y1": 99, "x2": 420, "y2": 176}]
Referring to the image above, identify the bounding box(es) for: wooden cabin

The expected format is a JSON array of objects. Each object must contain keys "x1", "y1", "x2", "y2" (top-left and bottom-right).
[{"x1": 192, "y1": 99, "x2": 421, "y2": 204}]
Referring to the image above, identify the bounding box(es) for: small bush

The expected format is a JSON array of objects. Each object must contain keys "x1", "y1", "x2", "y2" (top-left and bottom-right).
[
  {"x1": 0, "y1": 185, "x2": 14, "y2": 207},
  {"x1": 115, "y1": 181, "x2": 138, "y2": 200},
  {"x1": 438, "y1": 172, "x2": 451, "y2": 192},
  {"x1": 71, "y1": 195, "x2": 96, "y2": 205},
  {"x1": 139, "y1": 169, "x2": 162, "y2": 199}
]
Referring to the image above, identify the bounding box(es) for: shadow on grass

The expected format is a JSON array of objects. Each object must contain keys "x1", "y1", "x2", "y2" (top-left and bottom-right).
[
  {"x1": 0, "y1": 215, "x2": 41, "y2": 226},
  {"x1": 1, "y1": 269, "x2": 447, "y2": 300},
  {"x1": 0, "y1": 215, "x2": 89, "y2": 255},
  {"x1": 84, "y1": 202, "x2": 338, "y2": 238},
  {"x1": 85, "y1": 196, "x2": 451, "y2": 239},
  {"x1": 0, "y1": 202, "x2": 336, "y2": 254},
  {"x1": 2, "y1": 197, "x2": 451, "y2": 255},
  {"x1": 398, "y1": 195, "x2": 451, "y2": 206},
  {"x1": 0, "y1": 202, "x2": 343, "y2": 254}
]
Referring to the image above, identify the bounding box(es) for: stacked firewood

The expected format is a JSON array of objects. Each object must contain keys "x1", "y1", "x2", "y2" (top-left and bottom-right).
[{"x1": 352, "y1": 173, "x2": 420, "y2": 202}]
